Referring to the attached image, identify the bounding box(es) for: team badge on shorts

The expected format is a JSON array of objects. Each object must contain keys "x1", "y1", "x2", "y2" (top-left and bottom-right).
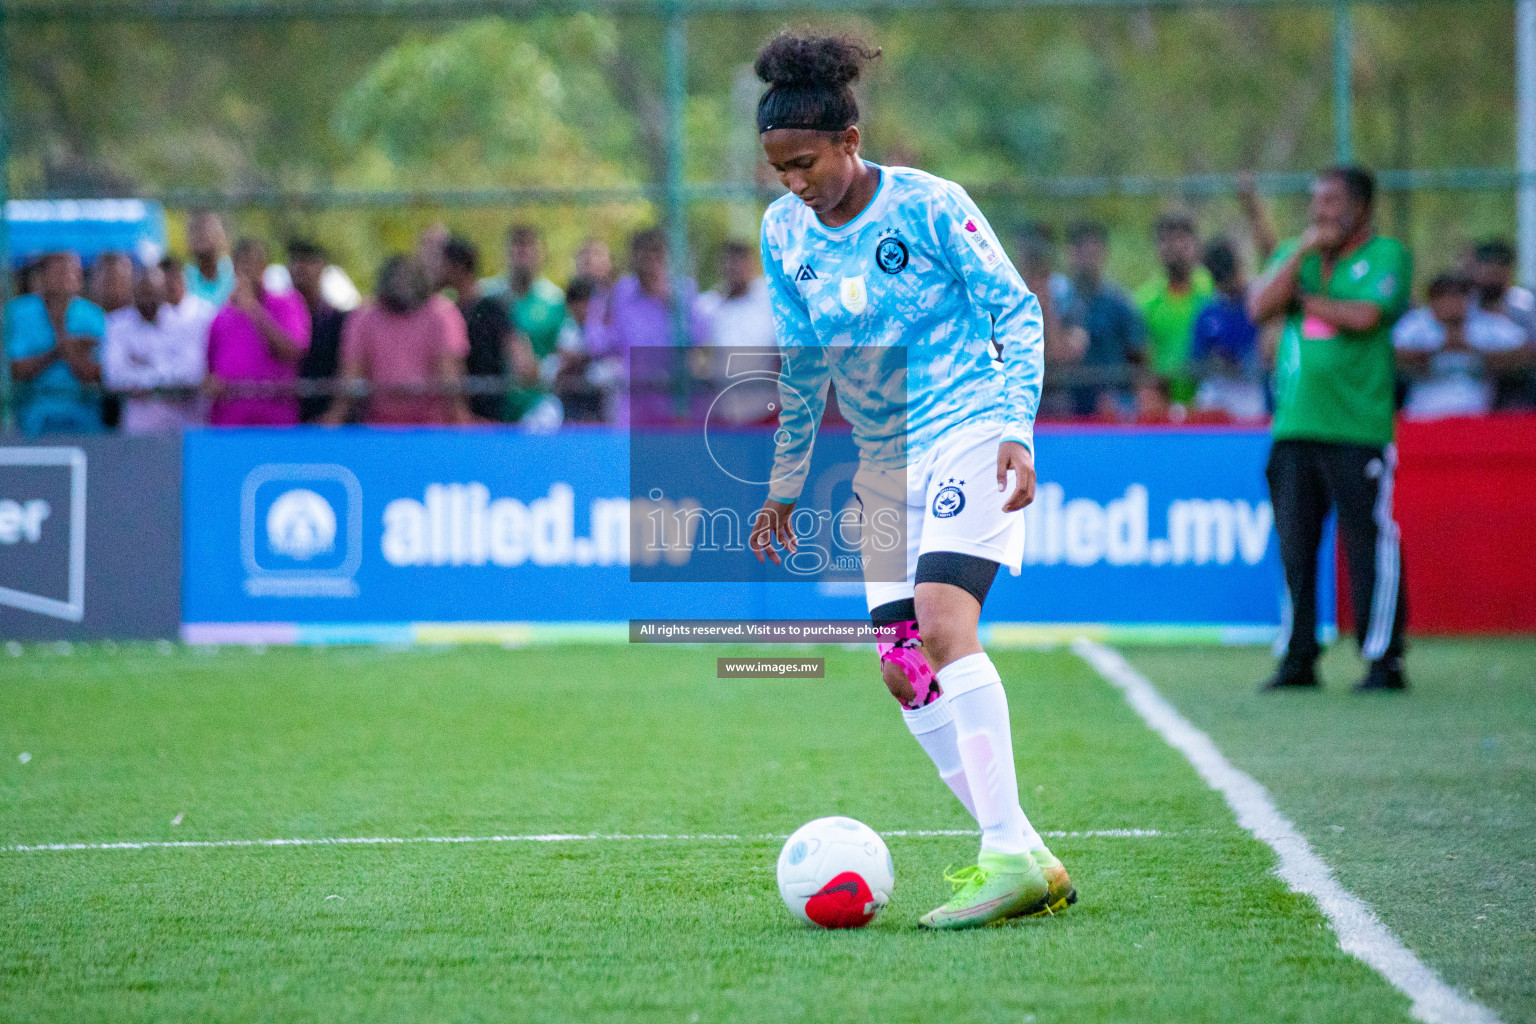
[
  {"x1": 932, "y1": 479, "x2": 966, "y2": 518},
  {"x1": 875, "y1": 234, "x2": 908, "y2": 275}
]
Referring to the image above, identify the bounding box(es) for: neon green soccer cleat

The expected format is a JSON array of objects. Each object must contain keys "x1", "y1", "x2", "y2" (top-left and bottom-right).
[
  {"x1": 917, "y1": 850, "x2": 1049, "y2": 930},
  {"x1": 1024, "y1": 847, "x2": 1077, "y2": 917}
]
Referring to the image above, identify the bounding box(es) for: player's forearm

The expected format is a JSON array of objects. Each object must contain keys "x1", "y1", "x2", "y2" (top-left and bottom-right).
[
  {"x1": 766, "y1": 364, "x2": 829, "y2": 504},
  {"x1": 998, "y1": 293, "x2": 1045, "y2": 455},
  {"x1": 1022, "y1": 272, "x2": 1063, "y2": 363},
  {"x1": 765, "y1": 401, "x2": 825, "y2": 502}
]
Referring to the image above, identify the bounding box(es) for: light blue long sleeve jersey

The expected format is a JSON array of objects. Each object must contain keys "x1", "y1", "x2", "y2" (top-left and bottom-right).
[{"x1": 760, "y1": 163, "x2": 1044, "y2": 504}]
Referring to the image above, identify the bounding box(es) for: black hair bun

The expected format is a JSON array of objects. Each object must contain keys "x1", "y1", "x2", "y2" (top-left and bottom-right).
[{"x1": 755, "y1": 32, "x2": 880, "y2": 89}]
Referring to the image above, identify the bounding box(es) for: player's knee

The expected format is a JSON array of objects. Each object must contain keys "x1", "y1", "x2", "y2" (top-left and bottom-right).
[
  {"x1": 912, "y1": 602, "x2": 979, "y2": 670},
  {"x1": 913, "y1": 555, "x2": 994, "y2": 669},
  {"x1": 880, "y1": 658, "x2": 916, "y2": 705},
  {"x1": 878, "y1": 621, "x2": 941, "y2": 709},
  {"x1": 918, "y1": 619, "x2": 964, "y2": 668}
]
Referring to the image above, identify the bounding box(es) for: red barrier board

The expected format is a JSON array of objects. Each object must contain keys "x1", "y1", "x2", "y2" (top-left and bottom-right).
[{"x1": 1341, "y1": 414, "x2": 1536, "y2": 636}]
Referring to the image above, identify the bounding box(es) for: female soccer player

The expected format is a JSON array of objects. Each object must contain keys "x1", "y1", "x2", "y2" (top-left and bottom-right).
[{"x1": 746, "y1": 32, "x2": 1075, "y2": 929}]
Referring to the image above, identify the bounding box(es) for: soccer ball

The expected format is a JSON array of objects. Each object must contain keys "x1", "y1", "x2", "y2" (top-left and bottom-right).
[{"x1": 776, "y1": 816, "x2": 894, "y2": 928}]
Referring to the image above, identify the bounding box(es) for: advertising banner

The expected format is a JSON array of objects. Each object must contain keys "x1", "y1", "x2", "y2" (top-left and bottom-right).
[
  {"x1": 0, "y1": 435, "x2": 181, "y2": 640},
  {"x1": 5, "y1": 199, "x2": 167, "y2": 268},
  {"x1": 997, "y1": 425, "x2": 1334, "y2": 638},
  {"x1": 1386, "y1": 412, "x2": 1536, "y2": 634},
  {"x1": 182, "y1": 426, "x2": 1328, "y2": 644}
]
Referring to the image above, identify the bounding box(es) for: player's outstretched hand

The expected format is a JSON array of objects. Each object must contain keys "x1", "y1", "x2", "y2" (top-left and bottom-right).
[
  {"x1": 750, "y1": 499, "x2": 797, "y2": 565},
  {"x1": 997, "y1": 441, "x2": 1037, "y2": 513}
]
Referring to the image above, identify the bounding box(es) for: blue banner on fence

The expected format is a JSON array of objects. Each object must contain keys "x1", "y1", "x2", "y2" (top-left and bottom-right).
[
  {"x1": 6, "y1": 199, "x2": 167, "y2": 268},
  {"x1": 181, "y1": 425, "x2": 1330, "y2": 642}
]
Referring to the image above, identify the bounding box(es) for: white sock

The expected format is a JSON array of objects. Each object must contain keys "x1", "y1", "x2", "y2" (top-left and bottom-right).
[
  {"x1": 901, "y1": 698, "x2": 976, "y2": 820},
  {"x1": 938, "y1": 652, "x2": 1046, "y2": 856}
]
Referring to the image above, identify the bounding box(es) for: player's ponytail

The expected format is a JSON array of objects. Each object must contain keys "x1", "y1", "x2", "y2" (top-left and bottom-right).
[{"x1": 754, "y1": 32, "x2": 880, "y2": 135}]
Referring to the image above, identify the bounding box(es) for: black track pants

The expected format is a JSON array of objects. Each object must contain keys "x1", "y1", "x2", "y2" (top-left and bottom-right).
[{"x1": 1265, "y1": 439, "x2": 1408, "y2": 668}]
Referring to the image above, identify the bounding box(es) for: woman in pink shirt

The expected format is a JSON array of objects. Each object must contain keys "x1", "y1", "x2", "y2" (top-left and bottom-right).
[
  {"x1": 204, "y1": 238, "x2": 311, "y2": 425},
  {"x1": 323, "y1": 255, "x2": 472, "y2": 426}
]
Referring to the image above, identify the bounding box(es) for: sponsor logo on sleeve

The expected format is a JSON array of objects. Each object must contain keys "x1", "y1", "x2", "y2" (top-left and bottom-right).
[{"x1": 960, "y1": 218, "x2": 1004, "y2": 271}]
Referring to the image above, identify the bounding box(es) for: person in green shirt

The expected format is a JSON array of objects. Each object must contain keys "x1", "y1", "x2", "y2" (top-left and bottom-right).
[
  {"x1": 1249, "y1": 165, "x2": 1412, "y2": 694},
  {"x1": 1135, "y1": 213, "x2": 1214, "y2": 403},
  {"x1": 483, "y1": 224, "x2": 567, "y2": 422}
]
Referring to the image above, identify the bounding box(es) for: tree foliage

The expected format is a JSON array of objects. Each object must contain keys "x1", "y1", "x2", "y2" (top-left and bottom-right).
[
  {"x1": 2, "y1": 2, "x2": 1521, "y2": 288},
  {"x1": 332, "y1": 16, "x2": 639, "y2": 188}
]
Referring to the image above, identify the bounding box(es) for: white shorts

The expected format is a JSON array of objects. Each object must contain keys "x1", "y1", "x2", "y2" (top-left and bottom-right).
[{"x1": 854, "y1": 421, "x2": 1026, "y2": 614}]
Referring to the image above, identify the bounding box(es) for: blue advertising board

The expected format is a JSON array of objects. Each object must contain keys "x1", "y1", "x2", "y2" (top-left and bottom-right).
[
  {"x1": 181, "y1": 426, "x2": 1331, "y2": 644},
  {"x1": 6, "y1": 199, "x2": 167, "y2": 268},
  {"x1": 997, "y1": 425, "x2": 1334, "y2": 633}
]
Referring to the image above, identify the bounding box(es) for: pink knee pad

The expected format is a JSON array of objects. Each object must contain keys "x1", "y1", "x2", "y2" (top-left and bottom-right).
[{"x1": 879, "y1": 620, "x2": 941, "y2": 710}]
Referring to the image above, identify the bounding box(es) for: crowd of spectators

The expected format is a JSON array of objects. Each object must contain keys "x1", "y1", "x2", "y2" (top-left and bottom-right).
[
  {"x1": 1028, "y1": 177, "x2": 1536, "y2": 424},
  {"x1": 6, "y1": 178, "x2": 1536, "y2": 437}
]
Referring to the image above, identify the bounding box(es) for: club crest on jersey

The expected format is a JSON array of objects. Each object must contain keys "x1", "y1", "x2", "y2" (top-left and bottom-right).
[
  {"x1": 960, "y1": 218, "x2": 1004, "y2": 270},
  {"x1": 840, "y1": 275, "x2": 868, "y2": 315},
  {"x1": 875, "y1": 234, "x2": 909, "y2": 275},
  {"x1": 795, "y1": 263, "x2": 818, "y2": 283},
  {"x1": 932, "y1": 479, "x2": 965, "y2": 518}
]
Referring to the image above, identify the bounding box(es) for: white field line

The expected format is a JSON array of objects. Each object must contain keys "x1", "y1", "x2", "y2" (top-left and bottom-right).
[
  {"x1": 1073, "y1": 639, "x2": 1501, "y2": 1024},
  {"x1": 1, "y1": 828, "x2": 1161, "y2": 855}
]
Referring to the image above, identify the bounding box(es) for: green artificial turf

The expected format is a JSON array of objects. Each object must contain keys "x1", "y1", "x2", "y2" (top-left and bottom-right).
[
  {"x1": 1129, "y1": 638, "x2": 1536, "y2": 1024},
  {"x1": 1, "y1": 643, "x2": 1413, "y2": 1022}
]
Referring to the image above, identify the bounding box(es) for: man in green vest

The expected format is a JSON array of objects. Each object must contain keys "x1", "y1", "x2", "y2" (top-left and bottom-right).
[
  {"x1": 1249, "y1": 166, "x2": 1412, "y2": 693},
  {"x1": 1135, "y1": 213, "x2": 1213, "y2": 403}
]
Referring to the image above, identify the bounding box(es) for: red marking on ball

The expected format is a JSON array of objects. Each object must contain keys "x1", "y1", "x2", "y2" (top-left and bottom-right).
[{"x1": 804, "y1": 871, "x2": 877, "y2": 929}]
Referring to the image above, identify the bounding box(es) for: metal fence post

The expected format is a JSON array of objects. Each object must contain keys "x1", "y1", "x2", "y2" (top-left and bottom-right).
[
  {"x1": 0, "y1": 7, "x2": 13, "y2": 434},
  {"x1": 1333, "y1": 0, "x2": 1354, "y2": 166},
  {"x1": 1519, "y1": 0, "x2": 1536, "y2": 289},
  {"x1": 663, "y1": 0, "x2": 691, "y2": 416}
]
